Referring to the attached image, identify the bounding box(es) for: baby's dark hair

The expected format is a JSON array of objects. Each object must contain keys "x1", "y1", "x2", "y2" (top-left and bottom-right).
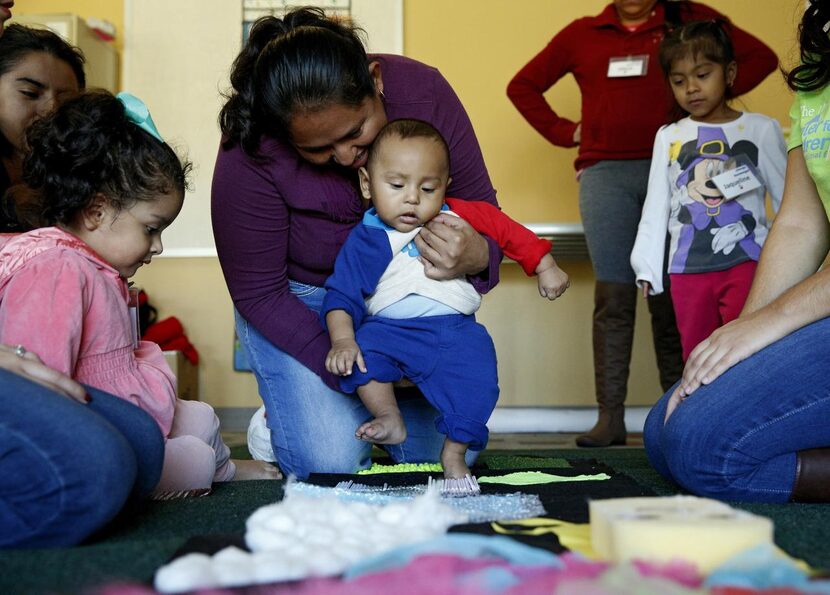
[
  {"x1": 20, "y1": 90, "x2": 191, "y2": 226},
  {"x1": 367, "y1": 119, "x2": 450, "y2": 174},
  {"x1": 659, "y1": 19, "x2": 736, "y2": 91},
  {"x1": 786, "y1": 0, "x2": 830, "y2": 92},
  {"x1": 0, "y1": 24, "x2": 86, "y2": 157},
  {"x1": 219, "y1": 7, "x2": 374, "y2": 155}
]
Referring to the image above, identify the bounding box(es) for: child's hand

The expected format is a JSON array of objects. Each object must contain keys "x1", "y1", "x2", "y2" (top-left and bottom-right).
[
  {"x1": 641, "y1": 281, "x2": 651, "y2": 299},
  {"x1": 325, "y1": 338, "x2": 367, "y2": 376},
  {"x1": 536, "y1": 254, "x2": 570, "y2": 301}
]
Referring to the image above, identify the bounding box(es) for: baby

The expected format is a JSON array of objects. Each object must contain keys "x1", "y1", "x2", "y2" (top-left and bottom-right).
[{"x1": 322, "y1": 119, "x2": 569, "y2": 479}]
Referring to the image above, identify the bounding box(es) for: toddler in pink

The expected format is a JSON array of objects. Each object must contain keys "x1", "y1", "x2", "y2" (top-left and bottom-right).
[{"x1": 0, "y1": 91, "x2": 280, "y2": 496}]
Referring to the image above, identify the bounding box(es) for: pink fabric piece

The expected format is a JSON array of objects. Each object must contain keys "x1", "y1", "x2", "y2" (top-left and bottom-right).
[{"x1": 100, "y1": 553, "x2": 821, "y2": 594}]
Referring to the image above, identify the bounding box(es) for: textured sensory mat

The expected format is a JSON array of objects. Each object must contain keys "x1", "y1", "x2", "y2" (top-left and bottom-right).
[{"x1": 3, "y1": 449, "x2": 830, "y2": 594}]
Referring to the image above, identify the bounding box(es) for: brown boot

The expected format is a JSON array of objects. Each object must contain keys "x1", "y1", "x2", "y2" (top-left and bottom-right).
[
  {"x1": 576, "y1": 406, "x2": 626, "y2": 447},
  {"x1": 647, "y1": 289, "x2": 684, "y2": 391},
  {"x1": 791, "y1": 448, "x2": 830, "y2": 502},
  {"x1": 576, "y1": 282, "x2": 636, "y2": 448}
]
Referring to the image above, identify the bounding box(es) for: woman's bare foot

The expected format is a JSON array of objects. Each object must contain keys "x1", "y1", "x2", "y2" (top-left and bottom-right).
[
  {"x1": 440, "y1": 439, "x2": 471, "y2": 479},
  {"x1": 355, "y1": 411, "x2": 407, "y2": 444},
  {"x1": 231, "y1": 459, "x2": 282, "y2": 481}
]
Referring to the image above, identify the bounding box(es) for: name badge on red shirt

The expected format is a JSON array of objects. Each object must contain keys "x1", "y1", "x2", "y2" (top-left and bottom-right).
[{"x1": 607, "y1": 55, "x2": 649, "y2": 78}]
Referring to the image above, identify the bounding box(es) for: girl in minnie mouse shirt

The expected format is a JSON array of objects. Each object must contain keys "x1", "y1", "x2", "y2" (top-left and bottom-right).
[{"x1": 631, "y1": 20, "x2": 786, "y2": 359}]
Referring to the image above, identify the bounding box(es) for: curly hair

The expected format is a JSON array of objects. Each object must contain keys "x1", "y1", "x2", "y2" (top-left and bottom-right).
[{"x1": 20, "y1": 90, "x2": 191, "y2": 226}]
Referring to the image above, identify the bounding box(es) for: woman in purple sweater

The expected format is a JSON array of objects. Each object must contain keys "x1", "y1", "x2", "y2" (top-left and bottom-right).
[{"x1": 211, "y1": 8, "x2": 502, "y2": 479}]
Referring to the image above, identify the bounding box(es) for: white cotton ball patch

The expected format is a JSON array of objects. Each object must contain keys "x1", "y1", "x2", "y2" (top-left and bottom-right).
[
  {"x1": 154, "y1": 482, "x2": 468, "y2": 593},
  {"x1": 211, "y1": 547, "x2": 259, "y2": 587},
  {"x1": 154, "y1": 553, "x2": 217, "y2": 593}
]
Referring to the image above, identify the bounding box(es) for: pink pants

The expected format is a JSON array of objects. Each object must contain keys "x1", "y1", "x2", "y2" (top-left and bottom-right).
[
  {"x1": 669, "y1": 260, "x2": 757, "y2": 361},
  {"x1": 154, "y1": 399, "x2": 235, "y2": 493}
]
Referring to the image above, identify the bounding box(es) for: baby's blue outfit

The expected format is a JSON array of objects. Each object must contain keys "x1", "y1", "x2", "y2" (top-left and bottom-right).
[{"x1": 322, "y1": 208, "x2": 498, "y2": 449}]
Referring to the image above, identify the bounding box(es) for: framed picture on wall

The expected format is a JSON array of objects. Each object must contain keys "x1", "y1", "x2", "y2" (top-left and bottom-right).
[{"x1": 242, "y1": 0, "x2": 402, "y2": 53}]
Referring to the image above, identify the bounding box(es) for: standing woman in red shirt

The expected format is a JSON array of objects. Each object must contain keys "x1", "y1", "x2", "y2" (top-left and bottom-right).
[{"x1": 507, "y1": 0, "x2": 777, "y2": 447}]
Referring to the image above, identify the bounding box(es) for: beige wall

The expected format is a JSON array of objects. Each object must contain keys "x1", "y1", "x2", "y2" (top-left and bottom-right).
[
  {"x1": 140, "y1": 1, "x2": 800, "y2": 410},
  {"x1": 133, "y1": 258, "x2": 262, "y2": 408}
]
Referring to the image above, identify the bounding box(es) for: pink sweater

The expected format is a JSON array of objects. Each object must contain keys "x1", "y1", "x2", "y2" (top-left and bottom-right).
[{"x1": 0, "y1": 227, "x2": 176, "y2": 435}]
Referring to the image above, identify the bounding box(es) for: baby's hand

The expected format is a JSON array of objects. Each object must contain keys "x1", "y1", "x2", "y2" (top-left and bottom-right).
[
  {"x1": 325, "y1": 338, "x2": 366, "y2": 376},
  {"x1": 536, "y1": 254, "x2": 570, "y2": 301}
]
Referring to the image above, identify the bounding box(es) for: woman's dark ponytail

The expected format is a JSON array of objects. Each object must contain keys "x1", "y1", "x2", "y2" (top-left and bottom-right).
[
  {"x1": 219, "y1": 7, "x2": 374, "y2": 156},
  {"x1": 218, "y1": 17, "x2": 289, "y2": 155}
]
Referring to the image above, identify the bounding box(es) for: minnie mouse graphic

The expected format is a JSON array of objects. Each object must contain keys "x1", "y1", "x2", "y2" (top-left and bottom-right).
[{"x1": 670, "y1": 126, "x2": 763, "y2": 272}]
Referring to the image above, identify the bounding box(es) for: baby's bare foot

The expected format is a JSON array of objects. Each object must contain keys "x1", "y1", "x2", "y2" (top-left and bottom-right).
[
  {"x1": 441, "y1": 442, "x2": 471, "y2": 479},
  {"x1": 232, "y1": 459, "x2": 282, "y2": 481},
  {"x1": 355, "y1": 412, "x2": 407, "y2": 444}
]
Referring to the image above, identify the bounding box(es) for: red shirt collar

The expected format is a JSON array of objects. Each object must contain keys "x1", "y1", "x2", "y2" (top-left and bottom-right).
[{"x1": 593, "y1": 2, "x2": 666, "y2": 32}]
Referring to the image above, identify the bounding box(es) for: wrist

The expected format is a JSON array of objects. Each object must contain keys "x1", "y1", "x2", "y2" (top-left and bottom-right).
[
  {"x1": 535, "y1": 253, "x2": 556, "y2": 274},
  {"x1": 471, "y1": 233, "x2": 490, "y2": 274}
]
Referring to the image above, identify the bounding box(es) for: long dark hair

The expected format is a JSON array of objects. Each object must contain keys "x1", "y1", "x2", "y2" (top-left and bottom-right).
[
  {"x1": 219, "y1": 7, "x2": 375, "y2": 156},
  {"x1": 0, "y1": 24, "x2": 86, "y2": 157},
  {"x1": 787, "y1": 0, "x2": 830, "y2": 92},
  {"x1": 19, "y1": 91, "x2": 190, "y2": 227}
]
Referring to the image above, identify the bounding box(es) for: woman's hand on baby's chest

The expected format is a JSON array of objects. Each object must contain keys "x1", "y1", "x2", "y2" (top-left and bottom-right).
[{"x1": 413, "y1": 213, "x2": 488, "y2": 280}]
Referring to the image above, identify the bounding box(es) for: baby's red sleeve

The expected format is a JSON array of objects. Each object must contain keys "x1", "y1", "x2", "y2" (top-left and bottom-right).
[{"x1": 446, "y1": 198, "x2": 552, "y2": 276}]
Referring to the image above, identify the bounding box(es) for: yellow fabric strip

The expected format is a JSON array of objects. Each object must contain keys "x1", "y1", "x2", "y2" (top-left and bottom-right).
[
  {"x1": 492, "y1": 517, "x2": 598, "y2": 560},
  {"x1": 478, "y1": 471, "x2": 611, "y2": 486}
]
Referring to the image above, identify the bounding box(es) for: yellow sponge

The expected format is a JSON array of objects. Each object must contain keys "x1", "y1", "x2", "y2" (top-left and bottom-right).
[{"x1": 589, "y1": 496, "x2": 773, "y2": 573}]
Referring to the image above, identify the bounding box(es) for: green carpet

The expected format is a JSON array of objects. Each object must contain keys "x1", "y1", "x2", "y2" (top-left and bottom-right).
[{"x1": 3, "y1": 448, "x2": 829, "y2": 594}]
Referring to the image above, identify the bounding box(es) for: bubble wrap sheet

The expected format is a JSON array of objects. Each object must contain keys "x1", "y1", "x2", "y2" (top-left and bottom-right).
[{"x1": 292, "y1": 480, "x2": 546, "y2": 523}]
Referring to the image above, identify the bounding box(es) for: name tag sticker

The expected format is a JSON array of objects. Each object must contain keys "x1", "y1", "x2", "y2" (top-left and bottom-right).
[
  {"x1": 711, "y1": 164, "x2": 762, "y2": 200},
  {"x1": 128, "y1": 287, "x2": 141, "y2": 349},
  {"x1": 607, "y1": 55, "x2": 649, "y2": 78}
]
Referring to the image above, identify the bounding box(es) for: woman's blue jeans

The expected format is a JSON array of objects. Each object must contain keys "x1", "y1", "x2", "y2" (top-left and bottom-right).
[
  {"x1": 0, "y1": 370, "x2": 164, "y2": 547},
  {"x1": 235, "y1": 280, "x2": 451, "y2": 480},
  {"x1": 644, "y1": 317, "x2": 830, "y2": 503}
]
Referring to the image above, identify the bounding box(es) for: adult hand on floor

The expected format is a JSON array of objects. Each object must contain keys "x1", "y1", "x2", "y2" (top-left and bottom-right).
[{"x1": 0, "y1": 344, "x2": 88, "y2": 403}]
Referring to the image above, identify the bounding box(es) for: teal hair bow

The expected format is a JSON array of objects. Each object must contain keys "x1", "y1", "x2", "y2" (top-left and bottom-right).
[{"x1": 116, "y1": 92, "x2": 164, "y2": 143}]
